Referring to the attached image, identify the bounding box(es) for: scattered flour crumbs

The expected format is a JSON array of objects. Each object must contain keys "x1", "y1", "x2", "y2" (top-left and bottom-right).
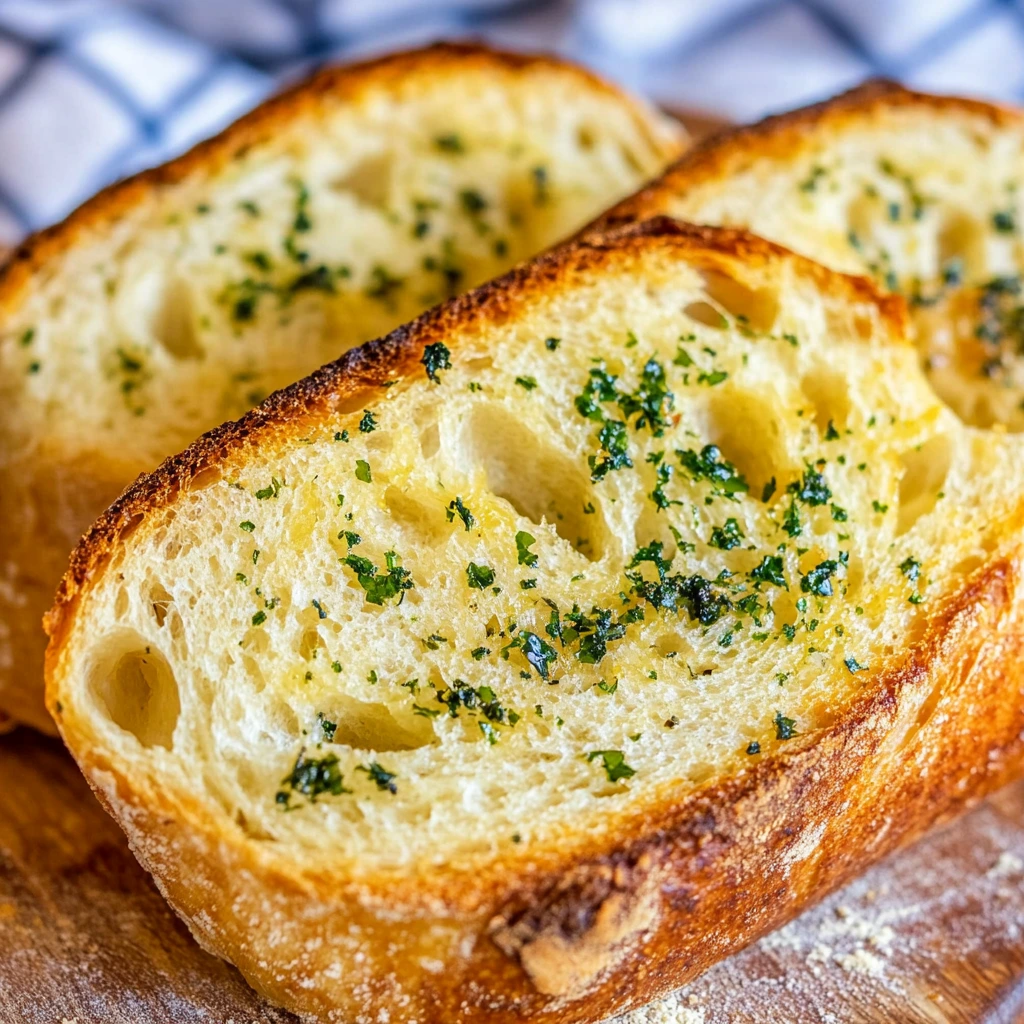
[
  {"x1": 612, "y1": 994, "x2": 706, "y2": 1024},
  {"x1": 604, "y1": 797, "x2": 1024, "y2": 1024}
]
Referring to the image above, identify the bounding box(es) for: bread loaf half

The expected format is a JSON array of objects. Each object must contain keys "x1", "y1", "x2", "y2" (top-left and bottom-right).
[
  {"x1": 0, "y1": 42, "x2": 683, "y2": 732},
  {"x1": 46, "y1": 219, "x2": 1024, "y2": 1022},
  {"x1": 600, "y1": 80, "x2": 1024, "y2": 435}
]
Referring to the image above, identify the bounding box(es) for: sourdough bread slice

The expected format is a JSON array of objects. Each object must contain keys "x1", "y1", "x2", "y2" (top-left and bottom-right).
[
  {"x1": 46, "y1": 220, "x2": 1024, "y2": 1023},
  {"x1": 0, "y1": 42, "x2": 683, "y2": 733},
  {"x1": 600, "y1": 81, "x2": 1024, "y2": 435}
]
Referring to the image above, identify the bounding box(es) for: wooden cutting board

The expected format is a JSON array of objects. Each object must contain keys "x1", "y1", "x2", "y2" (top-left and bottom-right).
[{"x1": 1, "y1": 726, "x2": 1022, "y2": 1024}]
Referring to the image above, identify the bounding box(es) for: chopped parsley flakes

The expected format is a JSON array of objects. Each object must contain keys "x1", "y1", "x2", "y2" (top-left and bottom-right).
[
  {"x1": 255, "y1": 476, "x2": 283, "y2": 500},
  {"x1": 357, "y1": 761, "x2": 397, "y2": 794},
  {"x1": 774, "y1": 711, "x2": 798, "y2": 740},
  {"x1": 421, "y1": 341, "x2": 452, "y2": 383},
  {"x1": 515, "y1": 530, "x2": 538, "y2": 567},
  {"x1": 276, "y1": 749, "x2": 350, "y2": 808},
  {"x1": 676, "y1": 445, "x2": 749, "y2": 498},
  {"x1": 587, "y1": 749, "x2": 635, "y2": 783},
  {"x1": 343, "y1": 551, "x2": 414, "y2": 605},
  {"x1": 800, "y1": 560, "x2": 839, "y2": 597},
  {"x1": 446, "y1": 496, "x2": 475, "y2": 531},
  {"x1": 466, "y1": 562, "x2": 496, "y2": 590},
  {"x1": 709, "y1": 517, "x2": 744, "y2": 550}
]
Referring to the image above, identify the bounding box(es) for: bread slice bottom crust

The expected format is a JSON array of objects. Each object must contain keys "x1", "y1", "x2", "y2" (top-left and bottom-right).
[{"x1": 45, "y1": 221, "x2": 1024, "y2": 1022}]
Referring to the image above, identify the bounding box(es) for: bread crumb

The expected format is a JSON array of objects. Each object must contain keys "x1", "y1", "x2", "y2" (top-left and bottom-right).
[
  {"x1": 987, "y1": 851, "x2": 1023, "y2": 878},
  {"x1": 833, "y1": 948, "x2": 886, "y2": 977},
  {"x1": 610, "y1": 992, "x2": 706, "y2": 1024},
  {"x1": 819, "y1": 906, "x2": 895, "y2": 952},
  {"x1": 807, "y1": 942, "x2": 833, "y2": 963},
  {"x1": 805, "y1": 942, "x2": 834, "y2": 978}
]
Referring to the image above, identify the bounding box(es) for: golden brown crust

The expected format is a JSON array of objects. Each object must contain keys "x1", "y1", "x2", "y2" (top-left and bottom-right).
[
  {"x1": 596, "y1": 79, "x2": 1024, "y2": 231},
  {"x1": 0, "y1": 40, "x2": 681, "y2": 317},
  {"x1": 44, "y1": 218, "x2": 1024, "y2": 1022}
]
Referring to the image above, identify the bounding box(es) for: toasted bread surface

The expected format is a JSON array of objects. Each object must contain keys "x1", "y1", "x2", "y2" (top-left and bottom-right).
[
  {"x1": 600, "y1": 81, "x2": 1024, "y2": 435},
  {"x1": 0, "y1": 42, "x2": 683, "y2": 733},
  {"x1": 46, "y1": 220, "x2": 1024, "y2": 1022}
]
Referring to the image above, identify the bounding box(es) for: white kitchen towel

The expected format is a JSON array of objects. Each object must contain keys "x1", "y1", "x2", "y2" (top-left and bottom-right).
[{"x1": 0, "y1": 0, "x2": 1021, "y2": 242}]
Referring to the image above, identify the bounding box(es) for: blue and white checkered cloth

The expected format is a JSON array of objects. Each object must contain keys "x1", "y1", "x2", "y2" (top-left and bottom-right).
[{"x1": 0, "y1": 0, "x2": 1021, "y2": 243}]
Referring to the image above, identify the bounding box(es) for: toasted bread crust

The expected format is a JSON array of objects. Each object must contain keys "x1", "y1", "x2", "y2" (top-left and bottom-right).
[
  {"x1": 596, "y1": 79, "x2": 1024, "y2": 231},
  {"x1": 45, "y1": 220, "x2": 1024, "y2": 1022}
]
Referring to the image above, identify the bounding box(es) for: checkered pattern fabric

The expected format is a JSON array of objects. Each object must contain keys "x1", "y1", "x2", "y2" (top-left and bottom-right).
[{"x1": 0, "y1": 0, "x2": 1021, "y2": 242}]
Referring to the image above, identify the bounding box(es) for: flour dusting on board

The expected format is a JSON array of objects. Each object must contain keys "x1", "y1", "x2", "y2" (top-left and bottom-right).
[
  {"x1": 606, "y1": 786, "x2": 1024, "y2": 1023},
  {"x1": 613, "y1": 993, "x2": 706, "y2": 1024}
]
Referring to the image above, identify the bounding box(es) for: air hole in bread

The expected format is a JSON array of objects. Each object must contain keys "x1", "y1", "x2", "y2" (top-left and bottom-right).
[
  {"x1": 801, "y1": 365, "x2": 852, "y2": 435},
  {"x1": 619, "y1": 145, "x2": 643, "y2": 175},
  {"x1": 702, "y1": 387, "x2": 791, "y2": 498},
  {"x1": 683, "y1": 300, "x2": 727, "y2": 330},
  {"x1": 419, "y1": 420, "x2": 440, "y2": 460},
  {"x1": 633, "y1": 502, "x2": 677, "y2": 564},
  {"x1": 952, "y1": 553, "x2": 984, "y2": 580},
  {"x1": 234, "y1": 807, "x2": 274, "y2": 841},
  {"x1": 927, "y1": 358, "x2": 1024, "y2": 431},
  {"x1": 846, "y1": 194, "x2": 879, "y2": 255},
  {"x1": 190, "y1": 466, "x2": 223, "y2": 490},
  {"x1": 462, "y1": 405, "x2": 605, "y2": 560},
  {"x1": 90, "y1": 635, "x2": 180, "y2": 749},
  {"x1": 366, "y1": 430, "x2": 394, "y2": 456},
  {"x1": 701, "y1": 270, "x2": 779, "y2": 333},
  {"x1": 241, "y1": 654, "x2": 267, "y2": 694},
  {"x1": 331, "y1": 151, "x2": 392, "y2": 209},
  {"x1": 938, "y1": 211, "x2": 987, "y2": 281},
  {"x1": 577, "y1": 125, "x2": 596, "y2": 151},
  {"x1": 299, "y1": 627, "x2": 324, "y2": 661},
  {"x1": 326, "y1": 695, "x2": 435, "y2": 752},
  {"x1": 384, "y1": 486, "x2": 449, "y2": 547},
  {"x1": 825, "y1": 303, "x2": 875, "y2": 345},
  {"x1": 842, "y1": 553, "x2": 865, "y2": 602},
  {"x1": 771, "y1": 590, "x2": 800, "y2": 635},
  {"x1": 465, "y1": 355, "x2": 494, "y2": 374},
  {"x1": 148, "y1": 582, "x2": 173, "y2": 628},
  {"x1": 153, "y1": 277, "x2": 203, "y2": 360},
  {"x1": 896, "y1": 434, "x2": 952, "y2": 535},
  {"x1": 654, "y1": 633, "x2": 692, "y2": 659}
]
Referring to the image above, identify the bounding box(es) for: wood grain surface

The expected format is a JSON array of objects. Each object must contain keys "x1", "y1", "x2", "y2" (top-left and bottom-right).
[{"x1": 0, "y1": 726, "x2": 1022, "y2": 1023}]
